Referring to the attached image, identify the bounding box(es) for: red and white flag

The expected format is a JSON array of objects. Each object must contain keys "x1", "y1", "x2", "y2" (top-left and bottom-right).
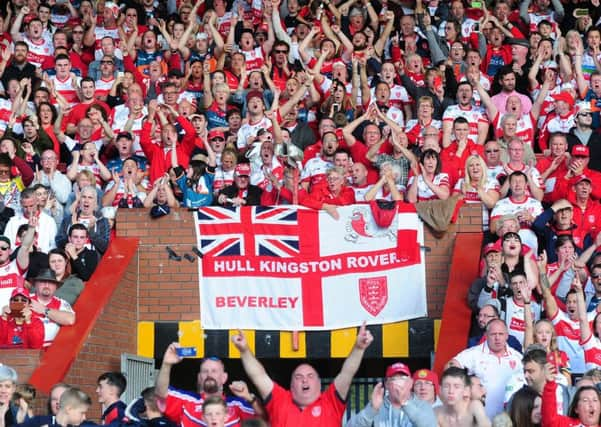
[{"x1": 194, "y1": 204, "x2": 427, "y2": 330}]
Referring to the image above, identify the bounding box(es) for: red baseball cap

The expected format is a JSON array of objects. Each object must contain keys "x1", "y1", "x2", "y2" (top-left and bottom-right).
[
  {"x1": 235, "y1": 163, "x2": 251, "y2": 176},
  {"x1": 246, "y1": 90, "x2": 264, "y2": 103},
  {"x1": 208, "y1": 129, "x2": 225, "y2": 140},
  {"x1": 385, "y1": 362, "x2": 411, "y2": 378},
  {"x1": 574, "y1": 174, "x2": 592, "y2": 185},
  {"x1": 412, "y1": 369, "x2": 440, "y2": 395},
  {"x1": 11, "y1": 287, "x2": 30, "y2": 300},
  {"x1": 483, "y1": 240, "x2": 501, "y2": 256},
  {"x1": 551, "y1": 91, "x2": 575, "y2": 107},
  {"x1": 571, "y1": 145, "x2": 590, "y2": 157}
]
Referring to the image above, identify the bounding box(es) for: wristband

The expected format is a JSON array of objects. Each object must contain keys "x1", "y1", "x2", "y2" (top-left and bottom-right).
[{"x1": 45, "y1": 307, "x2": 50, "y2": 317}]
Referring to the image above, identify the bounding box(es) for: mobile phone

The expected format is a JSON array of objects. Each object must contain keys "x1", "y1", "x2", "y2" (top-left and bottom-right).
[
  {"x1": 471, "y1": 1, "x2": 482, "y2": 8},
  {"x1": 176, "y1": 347, "x2": 197, "y2": 357},
  {"x1": 333, "y1": 103, "x2": 340, "y2": 113}
]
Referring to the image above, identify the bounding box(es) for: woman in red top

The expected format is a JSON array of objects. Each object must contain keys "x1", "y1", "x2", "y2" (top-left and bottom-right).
[
  {"x1": 542, "y1": 379, "x2": 601, "y2": 426},
  {"x1": 0, "y1": 288, "x2": 44, "y2": 349}
]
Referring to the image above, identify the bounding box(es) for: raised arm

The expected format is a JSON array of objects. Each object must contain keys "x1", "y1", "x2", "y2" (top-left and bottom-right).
[
  {"x1": 575, "y1": 274, "x2": 592, "y2": 343},
  {"x1": 231, "y1": 330, "x2": 275, "y2": 399},
  {"x1": 155, "y1": 342, "x2": 183, "y2": 398},
  {"x1": 538, "y1": 251, "x2": 559, "y2": 318},
  {"x1": 10, "y1": 5, "x2": 28, "y2": 42},
  {"x1": 334, "y1": 322, "x2": 373, "y2": 400}
]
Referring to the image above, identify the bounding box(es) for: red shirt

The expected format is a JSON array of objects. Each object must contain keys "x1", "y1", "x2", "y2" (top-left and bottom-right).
[
  {"x1": 265, "y1": 383, "x2": 346, "y2": 427},
  {"x1": 0, "y1": 315, "x2": 44, "y2": 349}
]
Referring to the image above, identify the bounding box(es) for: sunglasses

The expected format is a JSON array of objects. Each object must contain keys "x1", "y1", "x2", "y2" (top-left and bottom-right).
[
  {"x1": 592, "y1": 274, "x2": 601, "y2": 279},
  {"x1": 486, "y1": 149, "x2": 500, "y2": 153},
  {"x1": 0, "y1": 245, "x2": 10, "y2": 251},
  {"x1": 211, "y1": 137, "x2": 225, "y2": 142},
  {"x1": 101, "y1": 60, "x2": 114, "y2": 65},
  {"x1": 274, "y1": 49, "x2": 288, "y2": 54},
  {"x1": 579, "y1": 112, "x2": 592, "y2": 117},
  {"x1": 11, "y1": 297, "x2": 28, "y2": 303}
]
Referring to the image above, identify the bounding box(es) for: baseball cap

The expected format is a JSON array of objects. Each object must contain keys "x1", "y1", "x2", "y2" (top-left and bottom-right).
[
  {"x1": 483, "y1": 240, "x2": 501, "y2": 256},
  {"x1": 551, "y1": 91, "x2": 575, "y2": 107},
  {"x1": 385, "y1": 362, "x2": 411, "y2": 378},
  {"x1": 196, "y1": 32, "x2": 209, "y2": 40},
  {"x1": 507, "y1": 38, "x2": 529, "y2": 47},
  {"x1": 574, "y1": 174, "x2": 592, "y2": 185},
  {"x1": 412, "y1": 369, "x2": 440, "y2": 395},
  {"x1": 0, "y1": 236, "x2": 10, "y2": 246},
  {"x1": 150, "y1": 204, "x2": 171, "y2": 219},
  {"x1": 208, "y1": 129, "x2": 225, "y2": 140},
  {"x1": 235, "y1": 163, "x2": 251, "y2": 176},
  {"x1": 577, "y1": 101, "x2": 592, "y2": 114},
  {"x1": 572, "y1": 145, "x2": 590, "y2": 157},
  {"x1": 11, "y1": 287, "x2": 30, "y2": 300},
  {"x1": 0, "y1": 365, "x2": 17, "y2": 383},
  {"x1": 256, "y1": 23, "x2": 269, "y2": 34},
  {"x1": 246, "y1": 90, "x2": 264, "y2": 103}
]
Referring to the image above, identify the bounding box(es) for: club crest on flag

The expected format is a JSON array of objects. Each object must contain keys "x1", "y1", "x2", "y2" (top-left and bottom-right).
[
  {"x1": 359, "y1": 276, "x2": 388, "y2": 316},
  {"x1": 344, "y1": 206, "x2": 397, "y2": 243}
]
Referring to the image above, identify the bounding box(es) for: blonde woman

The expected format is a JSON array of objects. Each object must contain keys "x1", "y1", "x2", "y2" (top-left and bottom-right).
[{"x1": 453, "y1": 155, "x2": 500, "y2": 231}]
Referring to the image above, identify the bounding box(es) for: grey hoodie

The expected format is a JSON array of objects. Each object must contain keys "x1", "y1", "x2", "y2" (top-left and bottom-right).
[{"x1": 345, "y1": 395, "x2": 437, "y2": 427}]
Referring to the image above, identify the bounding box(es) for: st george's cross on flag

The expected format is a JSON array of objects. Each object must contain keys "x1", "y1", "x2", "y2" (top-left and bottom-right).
[{"x1": 194, "y1": 203, "x2": 427, "y2": 331}]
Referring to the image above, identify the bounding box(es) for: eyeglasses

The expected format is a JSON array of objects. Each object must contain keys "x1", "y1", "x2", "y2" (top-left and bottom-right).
[
  {"x1": 579, "y1": 112, "x2": 592, "y2": 117},
  {"x1": 101, "y1": 60, "x2": 114, "y2": 65},
  {"x1": 274, "y1": 49, "x2": 288, "y2": 54},
  {"x1": 486, "y1": 149, "x2": 500, "y2": 153},
  {"x1": 0, "y1": 246, "x2": 10, "y2": 251}
]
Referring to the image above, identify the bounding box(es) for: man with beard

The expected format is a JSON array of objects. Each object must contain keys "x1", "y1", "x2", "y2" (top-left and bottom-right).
[
  {"x1": 155, "y1": 344, "x2": 262, "y2": 427},
  {"x1": 301, "y1": 131, "x2": 338, "y2": 193},
  {"x1": 0, "y1": 42, "x2": 38, "y2": 89}
]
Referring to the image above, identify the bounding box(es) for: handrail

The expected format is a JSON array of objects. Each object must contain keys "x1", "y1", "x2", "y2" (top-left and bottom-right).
[
  {"x1": 433, "y1": 232, "x2": 483, "y2": 375},
  {"x1": 29, "y1": 237, "x2": 139, "y2": 393}
]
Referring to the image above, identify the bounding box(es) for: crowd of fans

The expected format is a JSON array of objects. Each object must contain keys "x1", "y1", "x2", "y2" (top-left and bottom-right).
[{"x1": 1, "y1": 0, "x2": 601, "y2": 424}]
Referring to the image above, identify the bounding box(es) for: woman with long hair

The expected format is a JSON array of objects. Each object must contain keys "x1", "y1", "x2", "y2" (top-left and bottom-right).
[
  {"x1": 407, "y1": 149, "x2": 450, "y2": 203},
  {"x1": 509, "y1": 387, "x2": 541, "y2": 427},
  {"x1": 453, "y1": 154, "x2": 500, "y2": 230},
  {"x1": 49, "y1": 249, "x2": 84, "y2": 306}
]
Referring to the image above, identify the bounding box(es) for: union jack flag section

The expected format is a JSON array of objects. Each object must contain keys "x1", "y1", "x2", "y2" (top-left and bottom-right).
[{"x1": 194, "y1": 204, "x2": 427, "y2": 330}]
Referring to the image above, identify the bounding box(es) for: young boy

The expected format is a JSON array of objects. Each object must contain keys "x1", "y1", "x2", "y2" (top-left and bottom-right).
[
  {"x1": 96, "y1": 372, "x2": 127, "y2": 424},
  {"x1": 55, "y1": 388, "x2": 92, "y2": 427},
  {"x1": 201, "y1": 396, "x2": 228, "y2": 427},
  {"x1": 19, "y1": 387, "x2": 91, "y2": 427}
]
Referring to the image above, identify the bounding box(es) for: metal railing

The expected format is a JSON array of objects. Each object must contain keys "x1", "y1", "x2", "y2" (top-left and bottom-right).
[{"x1": 323, "y1": 377, "x2": 381, "y2": 423}]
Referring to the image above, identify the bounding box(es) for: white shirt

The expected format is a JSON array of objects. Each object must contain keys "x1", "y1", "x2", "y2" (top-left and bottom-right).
[
  {"x1": 4, "y1": 212, "x2": 57, "y2": 253},
  {"x1": 454, "y1": 341, "x2": 523, "y2": 419}
]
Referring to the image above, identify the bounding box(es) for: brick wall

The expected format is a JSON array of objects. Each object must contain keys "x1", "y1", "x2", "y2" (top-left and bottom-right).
[
  {"x1": 117, "y1": 204, "x2": 483, "y2": 320},
  {"x1": 61, "y1": 253, "x2": 138, "y2": 419}
]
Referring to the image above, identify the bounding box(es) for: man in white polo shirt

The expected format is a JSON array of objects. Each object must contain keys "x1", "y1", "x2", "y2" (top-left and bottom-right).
[{"x1": 449, "y1": 319, "x2": 523, "y2": 419}]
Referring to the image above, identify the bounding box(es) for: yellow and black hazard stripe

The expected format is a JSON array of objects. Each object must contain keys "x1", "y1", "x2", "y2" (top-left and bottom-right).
[{"x1": 138, "y1": 318, "x2": 441, "y2": 361}]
